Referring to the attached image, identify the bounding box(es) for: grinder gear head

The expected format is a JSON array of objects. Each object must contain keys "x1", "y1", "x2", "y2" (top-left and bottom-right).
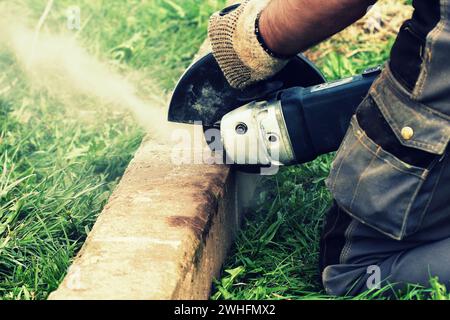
[{"x1": 220, "y1": 98, "x2": 296, "y2": 166}]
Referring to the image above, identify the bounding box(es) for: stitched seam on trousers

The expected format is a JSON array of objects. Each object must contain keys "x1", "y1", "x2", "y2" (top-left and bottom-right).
[
  {"x1": 339, "y1": 220, "x2": 358, "y2": 265},
  {"x1": 338, "y1": 205, "x2": 403, "y2": 240},
  {"x1": 355, "y1": 127, "x2": 427, "y2": 179},
  {"x1": 330, "y1": 122, "x2": 359, "y2": 193},
  {"x1": 413, "y1": 0, "x2": 448, "y2": 99},
  {"x1": 400, "y1": 167, "x2": 429, "y2": 236},
  {"x1": 339, "y1": 220, "x2": 357, "y2": 264},
  {"x1": 349, "y1": 147, "x2": 379, "y2": 211}
]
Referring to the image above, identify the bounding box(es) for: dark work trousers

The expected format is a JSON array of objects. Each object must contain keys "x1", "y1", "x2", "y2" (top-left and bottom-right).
[{"x1": 320, "y1": 0, "x2": 450, "y2": 296}]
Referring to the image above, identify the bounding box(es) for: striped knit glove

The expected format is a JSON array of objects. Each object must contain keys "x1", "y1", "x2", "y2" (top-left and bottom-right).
[{"x1": 208, "y1": 0, "x2": 289, "y2": 89}]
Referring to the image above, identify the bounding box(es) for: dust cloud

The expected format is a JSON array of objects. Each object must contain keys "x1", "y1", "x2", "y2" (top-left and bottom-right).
[{"x1": 0, "y1": 3, "x2": 173, "y2": 138}]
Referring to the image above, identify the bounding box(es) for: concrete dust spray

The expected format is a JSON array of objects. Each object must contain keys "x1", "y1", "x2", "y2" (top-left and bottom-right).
[{"x1": 0, "y1": 3, "x2": 173, "y2": 138}]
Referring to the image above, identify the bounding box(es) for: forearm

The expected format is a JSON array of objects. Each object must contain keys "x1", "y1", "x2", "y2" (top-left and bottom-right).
[{"x1": 260, "y1": 0, "x2": 376, "y2": 56}]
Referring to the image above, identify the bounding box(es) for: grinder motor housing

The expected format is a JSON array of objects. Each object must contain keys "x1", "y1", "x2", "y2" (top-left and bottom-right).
[{"x1": 168, "y1": 53, "x2": 381, "y2": 170}]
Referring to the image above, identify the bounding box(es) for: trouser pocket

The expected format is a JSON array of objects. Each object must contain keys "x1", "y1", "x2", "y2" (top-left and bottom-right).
[{"x1": 326, "y1": 103, "x2": 432, "y2": 240}]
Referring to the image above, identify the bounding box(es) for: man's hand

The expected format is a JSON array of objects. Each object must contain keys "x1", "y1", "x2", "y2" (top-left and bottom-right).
[
  {"x1": 208, "y1": 0, "x2": 288, "y2": 89},
  {"x1": 208, "y1": 0, "x2": 376, "y2": 89}
]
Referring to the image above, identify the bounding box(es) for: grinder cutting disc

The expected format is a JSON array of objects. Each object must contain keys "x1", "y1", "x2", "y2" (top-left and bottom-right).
[{"x1": 168, "y1": 53, "x2": 325, "y2": 127}]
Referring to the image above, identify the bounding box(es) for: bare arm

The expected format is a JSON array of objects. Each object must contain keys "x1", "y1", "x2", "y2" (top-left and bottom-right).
[{"x1": 259, "y1": 0, "x2": 377, "y2": 56}]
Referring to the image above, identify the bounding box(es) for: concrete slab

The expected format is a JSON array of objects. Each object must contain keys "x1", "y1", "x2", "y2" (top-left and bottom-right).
[
  {"x1": 48, "y1": 130, "x2": 251, "y2": 299},
  {"x1": 49, "y1": 120, "x2": 260, "y2": 300}
]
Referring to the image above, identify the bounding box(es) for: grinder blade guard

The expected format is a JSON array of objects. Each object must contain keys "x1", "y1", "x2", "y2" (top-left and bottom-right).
[{"x1": 168, "y1": 53, "x2": 325, "y2": 127}]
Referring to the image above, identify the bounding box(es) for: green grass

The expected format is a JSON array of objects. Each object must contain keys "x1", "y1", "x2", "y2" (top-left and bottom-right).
[
  {"x1": 0, "y1": 0, "x2": 445, "y2": 300},
  {"x1": 0, "y1": 0, "x2": 225, "y2": 300}
]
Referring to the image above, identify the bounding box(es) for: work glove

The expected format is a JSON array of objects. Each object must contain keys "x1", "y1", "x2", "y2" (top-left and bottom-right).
[{"x1": 208, "y1": 0, "x2": 290, "y2": 89}]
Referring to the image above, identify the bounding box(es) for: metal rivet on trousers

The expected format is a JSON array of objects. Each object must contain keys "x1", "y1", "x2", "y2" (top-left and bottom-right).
[{"x1": 401, "y1": 126, "x2": 414, "y2": 140}]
